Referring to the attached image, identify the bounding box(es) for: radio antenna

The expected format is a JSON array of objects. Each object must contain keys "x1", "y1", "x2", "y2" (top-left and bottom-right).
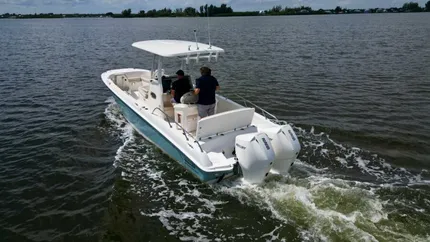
[
  {"x1": 193, "y1": 29, "x2": 199, "y2": 50},
  {"x1": 207, "y1": 5, "x2": 211, "y2": 49}
]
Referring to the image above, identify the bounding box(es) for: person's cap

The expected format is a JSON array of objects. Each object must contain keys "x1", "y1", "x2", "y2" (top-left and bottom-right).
[{"x1": 176, "y1": 70, "x2": 184, "y2": 76}]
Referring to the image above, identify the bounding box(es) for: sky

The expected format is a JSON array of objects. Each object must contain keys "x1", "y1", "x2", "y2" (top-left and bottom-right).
[{"x1": 0, "y1": 0, "x2": 428, "y2": 14}]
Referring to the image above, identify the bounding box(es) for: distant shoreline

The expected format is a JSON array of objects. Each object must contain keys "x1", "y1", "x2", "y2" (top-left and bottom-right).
[
  {"x1": 2, "y1": 2, "x2": 429, "y2": 19},
  {"x1": 1, "y1": 12, "x2": 430, "y2": 19}
]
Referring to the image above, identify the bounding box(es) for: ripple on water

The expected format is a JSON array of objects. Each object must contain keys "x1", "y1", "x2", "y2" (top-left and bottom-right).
[{"x1": 0, "y1": 96, "x2": 116, "y2": 241}]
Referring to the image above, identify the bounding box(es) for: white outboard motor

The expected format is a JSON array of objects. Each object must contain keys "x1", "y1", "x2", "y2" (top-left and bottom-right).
[
  {"x1": 263, "y1": 124, "x2": 301, "y2": 175},
  {"x1": 235, "y1": 132, "x2": 275, "y2": 184}
]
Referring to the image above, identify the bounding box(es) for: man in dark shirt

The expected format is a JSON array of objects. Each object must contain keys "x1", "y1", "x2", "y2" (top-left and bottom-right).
[
  {"x1": 171, "y1": 70, "x2": 192, "y2": 103},
  {"x1": 194, "y1": 67, "x2": 220, "y2": 118}
]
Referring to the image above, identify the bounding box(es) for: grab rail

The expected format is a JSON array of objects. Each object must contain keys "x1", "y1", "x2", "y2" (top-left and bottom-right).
[
  {"x1": 152, "y1": 107, "x2": 204, "y2": 153},
  {"x1": 232, "y1": 94, "x2": 279, "y2": 122}
]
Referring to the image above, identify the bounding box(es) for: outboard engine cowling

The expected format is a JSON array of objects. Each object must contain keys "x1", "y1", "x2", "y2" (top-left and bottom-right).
[
  {"x1": 263, "y1": 124, "x2": 301, "y2": 174},
  {"x1": 235, "y1": 132, "x2": 275, "y2": 184}
]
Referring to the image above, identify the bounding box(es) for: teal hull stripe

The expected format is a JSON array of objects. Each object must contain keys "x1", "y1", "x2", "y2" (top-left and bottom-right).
[{"x1": 113, "y1": 95, "x2": 226, "y2": 182}]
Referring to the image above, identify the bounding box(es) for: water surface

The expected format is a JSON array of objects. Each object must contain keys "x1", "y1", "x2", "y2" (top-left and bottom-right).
[{"x1": 1, "y1": 14, "x2": 430, "y2": 241}]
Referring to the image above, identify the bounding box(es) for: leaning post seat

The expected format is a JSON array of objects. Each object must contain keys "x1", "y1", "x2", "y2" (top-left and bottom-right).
[
  {"x1": 195, "y1": 108, "x2": 255, "y2": 141},
  {"x1": 174, "y1": 104, "x2": 199, "y2": 132}
]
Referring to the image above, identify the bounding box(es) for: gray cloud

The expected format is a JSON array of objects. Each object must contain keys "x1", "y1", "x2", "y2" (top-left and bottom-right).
[
  {"x1": 0, "y1": 0, "x2": 35, "y2": 6},
  {"x1": 0, "y1": 0, "x2": 92, "y2": 6}
]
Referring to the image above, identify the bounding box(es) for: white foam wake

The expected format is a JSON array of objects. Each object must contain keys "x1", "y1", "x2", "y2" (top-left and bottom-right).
[
  {"x1": 294, "y1": 125, "x2": 430, "y2": 185},
  {"x1": 216, "y1": 172, "x2": 429, "y2": 242},
  {"x1": 104, "y1": 98, "x2": 229, "y2": 240},
  {"x1": 103, "y1": 101, "x2": 430, "y2": 242},
  {"x1": 104, "y1": 97, "x2": 135, "y2": 167}
]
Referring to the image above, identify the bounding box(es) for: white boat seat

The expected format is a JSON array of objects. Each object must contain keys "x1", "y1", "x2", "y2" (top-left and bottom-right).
[
  {"x1": 200, "y1": 125, "x2": 258, "y2": 159},
  {"x1": 196, "y1": 108, "x2": 255, "y2": 140}
]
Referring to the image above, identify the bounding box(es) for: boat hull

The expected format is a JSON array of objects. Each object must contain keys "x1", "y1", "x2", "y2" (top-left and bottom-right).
[{"x1": 112, "y1": 95, "x2": 233, "y2": 183}]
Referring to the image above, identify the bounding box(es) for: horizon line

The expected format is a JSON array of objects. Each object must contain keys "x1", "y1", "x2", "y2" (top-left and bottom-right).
[{"x1": 2, "y1": 3, "x2": 429, "y2": 15}]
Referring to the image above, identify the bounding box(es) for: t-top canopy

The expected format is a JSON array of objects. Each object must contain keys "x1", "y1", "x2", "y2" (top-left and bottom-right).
[{"x1": 132, "y1": 40, "x2": 224, "y2": 58}]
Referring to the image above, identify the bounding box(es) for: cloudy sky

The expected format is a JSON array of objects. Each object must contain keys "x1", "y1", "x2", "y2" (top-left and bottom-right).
[{"x1": 1, "y1": 0, "x2": 428, "y2": 14}]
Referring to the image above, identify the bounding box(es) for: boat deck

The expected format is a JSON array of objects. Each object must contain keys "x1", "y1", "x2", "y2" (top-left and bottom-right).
[{"x1": 116, "y1": 76, "x2": 279, "y2": 171}]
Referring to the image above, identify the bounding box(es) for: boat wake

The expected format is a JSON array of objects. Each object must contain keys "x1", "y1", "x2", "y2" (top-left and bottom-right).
[
  {"x1": 103, "y1": 97, "x2": 135, "y2": 167},
  {"x1": 104, "y1": 98, "x2": 430, "y2": 242}
]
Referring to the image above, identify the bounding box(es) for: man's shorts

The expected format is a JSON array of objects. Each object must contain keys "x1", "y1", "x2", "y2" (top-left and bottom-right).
[{"x1": 197, "y1": 103, "x2": 216, "y2": 118}]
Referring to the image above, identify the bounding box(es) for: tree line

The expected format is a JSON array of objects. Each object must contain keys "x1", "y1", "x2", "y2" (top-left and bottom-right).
[
  {"x1": 116, "y1": 4, "x2": 233, "y2": 18},
  {"x1": 2, "y1": 1, "x2": 430, "y2": 18},
  {"x1": 115, "y1": 1, "x2": 430, "y2": 17}
]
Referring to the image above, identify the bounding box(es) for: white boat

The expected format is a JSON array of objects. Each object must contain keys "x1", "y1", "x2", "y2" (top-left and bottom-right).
[{"x1": 101, "y1": 39, "x2": 301, "y2": 184}]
